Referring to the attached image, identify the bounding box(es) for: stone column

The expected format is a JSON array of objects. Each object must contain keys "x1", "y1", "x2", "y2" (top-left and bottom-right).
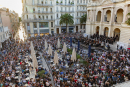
[
  {"x1": 123, "y1": 4, "x2": 128, "y2": 23},
  {"x1": 54, "y1": 27, "x2": 56, "y2": 34},
  {"x1": 59, "y1": 27, "x2": 61, "y2": 34},
  {"x1": 37, "y1": 22, "x2": 40, "y2": 35},
  {"x1": 67, "y1": 26, "x2": 69, "y2": 33},
  {"x1": 30, "y1": 22, "x2": 34, "y2": 37},
  {"x1": 110, "y1": 7, "x2": 114, "y2": 24}
]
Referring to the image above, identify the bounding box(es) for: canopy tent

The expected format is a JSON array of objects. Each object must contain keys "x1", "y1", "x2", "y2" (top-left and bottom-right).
[
  {"x1": 57, "y1": 38, "x2": 60, "y2": 48},
  {"x1": 71, "y1": 48, "x2": 76, "y2": 61},
  {"x1": 48, "y1": 44, "x2": 52, "y2": 56},
  {"x1": 45, "y1": 40, "x2": 48, "y2": 50},
  {"x1": 54, "y1": 51, "x2": 59, "y2": 65},
  {"x1": 63, "y1": 42, "x2": 67, "y2": 54},
  {"x1": 30, "y1": 41, "x2": 38, "y2": 69}
]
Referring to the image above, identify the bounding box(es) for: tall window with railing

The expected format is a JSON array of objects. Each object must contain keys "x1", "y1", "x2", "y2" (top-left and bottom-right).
[
  {"x1": 38, "y1": 8, "x2": 40, "y2": 13},
  {"x1": 37, "y1": 0, "x2": 39, "y2": 4},
  {"x1": 45, "y1": 0, "x2": 47, "y2": 4},
  {"x1": 27, "y1": 15, "x2": 28, "y2": 19},
  {"x1": 32, "y1": 0, "x2": 35, "y2": 5}
]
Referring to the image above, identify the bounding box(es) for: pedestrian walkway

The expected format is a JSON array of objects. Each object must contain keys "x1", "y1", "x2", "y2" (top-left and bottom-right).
[
  {"x1": 39, "y1": 52, "x2": 55, "y2": 87},
  {"x1": 114, "y1": 81, "x2": 130, "y2": 87},
  {"x1": 109, "y1": 41, "x2": 117, "y2": 51}
]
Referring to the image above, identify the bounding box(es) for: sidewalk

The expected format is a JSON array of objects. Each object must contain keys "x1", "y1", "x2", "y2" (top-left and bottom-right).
[{"x1": 39, "y1": 52, "x2": 55, "y2": 87}]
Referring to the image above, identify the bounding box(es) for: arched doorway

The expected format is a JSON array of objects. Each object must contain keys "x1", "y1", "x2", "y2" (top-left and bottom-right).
[
  {"x1": 114, "y1": 28, "x2": 120, "y2": 41},
  {"x1": 106, "y1": 10, "x2": 111, "y2": 22},
  {"x1": 116, "y1": 9, "x2": 123, "y2": 23},
  {"x1": 96, "y1": 26, "x2": 99, "y2": 35},
  {"x1": 97, "y1": 11, "x2": 101, "y2": 22},
  {"x1": 104, "y1": 27, "x2": 109, "y2": 36}
]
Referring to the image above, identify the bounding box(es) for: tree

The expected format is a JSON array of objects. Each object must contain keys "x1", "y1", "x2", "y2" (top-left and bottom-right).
[
  {"x1": 126, "y1": 13, "x2": 130, "y2": 25},
  {"x1": 19, "y1": 17, "x2": 22, "y2": 22},
  {"x1": 80, "y1": 14, "x2": 87, "y2": 24},
  {"x1": 59, "y1": 13, "x2": 74, "y2": 33}
]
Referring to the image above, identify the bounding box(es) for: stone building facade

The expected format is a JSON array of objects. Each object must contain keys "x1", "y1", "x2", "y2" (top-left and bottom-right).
[
  {"x1": 22, "y1": 0, "x2": 88, "y2": 37},
  {"x1": 86, "y1": 0, "x2": 130, "y2": 49}
]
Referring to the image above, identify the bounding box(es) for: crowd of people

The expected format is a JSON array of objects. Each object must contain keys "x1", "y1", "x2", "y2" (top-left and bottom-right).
[{"x1": 0, "y1": 33, "x2": 129, "y2": 87}]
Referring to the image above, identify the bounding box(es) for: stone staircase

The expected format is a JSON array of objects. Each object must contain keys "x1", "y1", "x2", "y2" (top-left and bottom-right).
[{"x1": 109, "y1": 41, "x2": 118, "y2": 51}]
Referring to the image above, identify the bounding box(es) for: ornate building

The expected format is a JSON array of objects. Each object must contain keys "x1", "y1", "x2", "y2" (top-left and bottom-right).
[{"x1": 86, "y1": 0, "x2": 130, "y2": 49}]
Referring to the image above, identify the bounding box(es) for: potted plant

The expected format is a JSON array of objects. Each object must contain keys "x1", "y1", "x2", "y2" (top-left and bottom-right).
[
  {"x1": 56, "y1": 1, "x2": 59, "y2": 3},
  {"x1": 71, "y1": 2, "x2": 74, "y2": 5}
]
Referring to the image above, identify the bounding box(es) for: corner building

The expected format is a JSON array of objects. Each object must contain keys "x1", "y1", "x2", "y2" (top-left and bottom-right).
[
  {"x1": 86, "y1": 0, "x2": 130, "y2": 49},
  {"x1": 22, "y1": 0, "x2": 88, "y2": 37}
]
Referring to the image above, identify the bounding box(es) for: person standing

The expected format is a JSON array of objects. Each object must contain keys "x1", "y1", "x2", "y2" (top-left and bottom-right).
[{"x1": 117, "y1": 44, "x2": 119, "y2": 50}]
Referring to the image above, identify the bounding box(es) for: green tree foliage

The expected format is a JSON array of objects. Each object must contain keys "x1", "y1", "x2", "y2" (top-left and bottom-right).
[
  {"x1": 126, "y1": 13, "x2": 130, "y2": 25},
  {"x1": 19, "y1": 17, "x2": 22, "y2": 22},
  {"x1": 80, "y1": 14, "x2": 87, "y2": 24},
  {"x1": 59, "y1": 13, "x2": 74, "y2": 32}
]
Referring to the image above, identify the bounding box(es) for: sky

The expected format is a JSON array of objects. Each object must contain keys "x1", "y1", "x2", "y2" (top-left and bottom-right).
[{"x1": 0, "y1": 0, "x2": 22, "y2": 17}]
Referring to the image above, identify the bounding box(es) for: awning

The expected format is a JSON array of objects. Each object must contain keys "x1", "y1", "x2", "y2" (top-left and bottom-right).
[
  {"x1": 127, "y1": 48, "x2": 130, "y2": 50},
  {"x1": 40, "y1": 29, "x2": 49, "y2": 33},
  {"x1": 61, "y1": 27, "x2": 66, "y2": 29},
  {"x1": 69, "y1": 26, "x2": 75, "y2": 28}
]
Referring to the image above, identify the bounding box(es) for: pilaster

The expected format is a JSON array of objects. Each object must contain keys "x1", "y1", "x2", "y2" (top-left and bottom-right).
[
  {"x1": 37, "y1": 22, "x2": 40, "y2": 35},
  {"x1": 123, "y1": 4, "x2": 128, "y2": 23}
]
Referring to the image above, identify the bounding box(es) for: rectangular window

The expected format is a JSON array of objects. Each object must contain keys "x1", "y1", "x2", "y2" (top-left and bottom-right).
[
  {"x1": 51, "y1": 22, "x2": 53, "y2": 27},
  {"x1": 38, "y1": 7, "x2": 40, "y2": 12},
  {"x1": 33, "y1": 15, "x2": 36, "y2": 19},
  {"x1": 51, "y1": 16, "x2": 53, "y2": 19},
  {"x1": 33, "y1": 22, "x2": 37, "y2": 28},
  {"x1": 50, "y1": 8, "x2": 52, "y2": 12},
  {"x1": 57, "y1": 14, "x2": 58, "y2": 18},
  {"x1": 50, "y1": 1, "x2": 52, "y2": 4},
  {"x1": 80, "y1": 25, "x2": 82, "y2": 29},
  {"x1": 77, "y1": 13, "x2": 78, "y2": 16},
  {"x1": 39, "y1": 22, "x2": 48, "y2": 28},
  {"x1": 57, "y1": 7, "x2": 58, "y2": 11},
  {"x1": 42, "y1": 8, "x2": 44, "y2": 12},
  {"x1": 46, "y1": 16, "x2": 48, "y2": 19},
  {"x1": 37, "y1": 0, "x2": 39, "y2": 4},
  {"x1": 43, "y1": 16, "x2": 44, "y2": 19},
  {"x1": 28, "y1": 30, "x2": 30, "y2": 32},
  {"x1": 40, "y1": 29, "x2": 49, "y2": 33},
  {"x1": 32, "y1": 0, "x2": 34, "y2": 5},
  {"x1": 27, "y1": 23, "x2": 30, "y2": 26},
  {"x1": 39, "y1": 16, "x2": 41, "y2": 19},
  {"x1": 77, "y1": 0, "x2": 79, "y2": 3},
  {"x1": 27, "y1": 15, "x2": 28, "y2": 19},
  {"x1": 34, "y1": 30, "x2": 38, "y2": 33},
  {"x1": 46, "y1": 8, "x2": 48, "y2": 12},
  {"x1": 45, "y1": 0, "x2": 47, "y2": 4}
]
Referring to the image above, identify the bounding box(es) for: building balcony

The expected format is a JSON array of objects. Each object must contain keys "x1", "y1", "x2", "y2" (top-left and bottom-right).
[
  {"x1": 114, "y1": 22, "x2": 122, "y2": 25},
  {"x1": 77, "y1": 3, "x2": 87, "y2": 6},
  {"x1": 95, "y1": 21, "x2": 101, "y2": 23},
  {"x1": 76, "y1": 16, "x2": 81, "y2": 18},
  {"x1": 60, "y1": 10, "x2": 74, "y2": 13},
  {"x1": 56, "y1": 3, "x2": 74, "y2": 6},
  {"x1": 35, "y1": 3, "x2": 53, "y2": 7},
  {"x1": 37, "y1": 11, "x2": 53, "y2": 14},
  {"x1": 22, "y1": 18, "x2": 55, "y2": 22},
  {"x1": 24, "y1": 11, "x2": 53, "y2": 14},
  {"x1": 104, "y1": 21, "x2": 110, "y2": 24},
  {"x1": 77, "y1": 9, "x2": 87, "y2": 12}
]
